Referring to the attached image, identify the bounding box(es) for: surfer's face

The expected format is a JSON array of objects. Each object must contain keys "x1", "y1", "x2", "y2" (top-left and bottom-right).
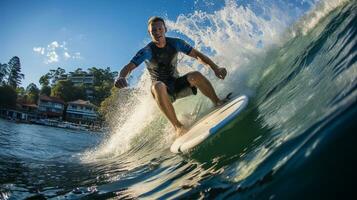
[{"x1": 148, "y1": 21, "x2": 166, "y2": 43}]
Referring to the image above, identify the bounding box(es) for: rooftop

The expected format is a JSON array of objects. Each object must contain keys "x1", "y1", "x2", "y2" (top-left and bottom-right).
[
  {"x1": 67, "y1": 99, "x2": 95, "y2": 107},
  {"x1": 39, "y1": 95, "x2": 65, "y2": 104}
]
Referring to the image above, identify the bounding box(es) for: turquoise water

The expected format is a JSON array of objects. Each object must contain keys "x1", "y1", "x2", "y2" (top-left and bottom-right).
[{"x1": 1, "y1": 1, "x2": 356, "y2": 199}]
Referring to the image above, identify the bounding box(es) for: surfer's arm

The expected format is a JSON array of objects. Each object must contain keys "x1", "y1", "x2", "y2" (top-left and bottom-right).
[
  {"x1": 119, "y1": 62, "x2": 137, "y2": 78},
  {"x1": 188, "y1": 49, "x2": 227, "y2": 79},
  {"x1": 115, "y1": 62, "x2": 137, "y2": 89},
  {"x1": 115, "y1": 46, "x2": 151, "y2": 89}
]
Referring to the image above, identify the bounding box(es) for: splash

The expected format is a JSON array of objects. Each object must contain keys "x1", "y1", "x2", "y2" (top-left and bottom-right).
[
  {"x1": 293, "y1": 0, "x2": 350, "y2": 36},
  {"x1": 166, "y1": 0, "x2": 293, "y2": 97},
  {"x1": 83, "y1": 72, "x2": 162, "y2": 160}
]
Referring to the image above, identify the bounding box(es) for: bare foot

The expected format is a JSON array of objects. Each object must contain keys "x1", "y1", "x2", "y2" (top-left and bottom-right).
[
  {"x1": 215, "y1": 98, "x2": 229, "y2": 107},
  {"x1": 215, "y1": 99, "x2": 225, "y2": 106},
  {"x1": 175, "y1": 125, "x2": 188, "y2": 137},
  {"x1": 215, "y1": 93, "x2": 232, "y2": 107}
]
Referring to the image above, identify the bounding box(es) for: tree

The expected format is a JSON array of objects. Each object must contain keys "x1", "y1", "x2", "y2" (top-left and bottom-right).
[
  {"x1": 72, "y1": 83, "x2": 87, "y2": 101},
  {"x1": 0, "y1": 85, "x2": 17, "y2": 108},
  {"x1": 26, "y1": 83, "x2": 40, "y2": 104},
  {"x1": 40, "y1": 85, "x2": 51, "y2": 96},
  {"x1": 16, "y1": 87, "x2": 26, "y2": 97},
  {"x1": 48, "y1": 67, "x2": 66, "y2": 85},
  {"x1": 51, "y1": 80, "x2": 86, "y2": 102},
  {"x1": 88, "y1": 67, "x2": 117, "y2": 105},
  {"x1": 93, "y1": 82, "x2": 112, "y2": 105},
  {"x1": 72, "y1": 68, "x2": 87, "y2": 76},
  {"x1": 88, "y1": 67, "x2": 117, "y2": 86},
  {"x1": 0, "y1": 63, "x2": 8, "y2": 85},
  {"x1": 39, "y1": 74, "x2": 50, "y2": 87},
  {"x1": 15, "y1": 86, "x2": 27, "y2": 103},
  {"x1": 7, "y1": 56, "x2": 24, "y2": 88}
]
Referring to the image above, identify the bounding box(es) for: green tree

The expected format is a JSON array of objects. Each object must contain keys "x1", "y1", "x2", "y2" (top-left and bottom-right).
[
  {"x1": 0, "y1": 63, "x2": 8, "y2": 85},
  {"x1": 88, "y1": 67, "x2": 117, "y2": 86},
  {"x1": 39, "y1": 73, "x2": 51, "y2": 96},
  {"x1": 16, "y1": 87, "x2": 26, "y2": 97},
  {"x1": 15, "y1": 86, "x2": 27, "y2": 104},
  {"x1": 40, "y1": 85, "x2": 51, "y2": 96},
  {"x1": 88, "y1": 67, "x2": 117, "y2": 105},
  {"x1": 26, "y1": 83, "x2": 40, "y2": 104},
  {"x1": 0, "y1": 85, "x2": 17, "y2": 108},
  {"x1": 39, "y1": 74, "x2": 50, "y2": 87},
  {"x1": 51, "y1": 80, "x2": 86, "y2": 102},
  {"x1": 48, "y1": 67, "x2": 66, "y2": 85},
  {"x1": 93, "y1": 82, "x2": 112, "y2": 105},
  {"x1": 7, "y1": 56, "x2": 24, "y2": 88},
  {"x1": 71, "y1": 68, "x2": 87, "y2": 76},
  {"x1": 73, "y1": 84, "x2": 87, "y2": 101}
]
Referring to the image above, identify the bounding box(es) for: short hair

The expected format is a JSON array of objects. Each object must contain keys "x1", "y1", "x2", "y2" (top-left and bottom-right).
[{"x1": 148, "y1": 16, "x2": 166, "y2": 28}]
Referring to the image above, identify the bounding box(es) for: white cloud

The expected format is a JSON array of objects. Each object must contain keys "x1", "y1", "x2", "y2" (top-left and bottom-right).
[
  {"x1": 33, "y1": 47, "x2": 45, "y2": 55},
  {"x1": 48, "y1": 41, "x2": 59, "y2": 50},
  {"x1": 33, "y1": 41, "x2": 81, "y2": 64},
  {"x1": 64, "y1": 52, "x2": 71, "y2": 60},
  {"x1": 46, "y1": 51, "x2": 59, "y2": 63}
]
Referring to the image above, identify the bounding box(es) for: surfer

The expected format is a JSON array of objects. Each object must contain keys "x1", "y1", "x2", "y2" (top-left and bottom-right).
[{"x1": 115, "y1": 16, "x2": 227, "y2": 136}]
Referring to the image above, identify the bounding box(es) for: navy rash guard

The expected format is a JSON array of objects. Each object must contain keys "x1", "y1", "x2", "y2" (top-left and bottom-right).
[{"x1": 130, "y1": 37, "x2": 193, "y2": 84}]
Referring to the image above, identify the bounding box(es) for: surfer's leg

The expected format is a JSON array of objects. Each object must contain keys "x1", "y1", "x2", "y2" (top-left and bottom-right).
[
  {"x1": 186, "y1": 71, "x2": 223, "y2": 106},
  {"x1": 151, "y1": 81, "x2": 187, "y2": 135}
]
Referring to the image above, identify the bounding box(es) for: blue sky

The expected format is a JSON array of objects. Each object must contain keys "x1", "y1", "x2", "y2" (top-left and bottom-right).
[{"x1": 0, "y1": 0, "x2": 212, "y2": 87}]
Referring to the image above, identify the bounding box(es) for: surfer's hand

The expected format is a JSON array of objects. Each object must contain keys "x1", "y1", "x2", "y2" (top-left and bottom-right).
[
  {"x1": 114, "y1": 77, "x2": 128, "y2": 89},
  {"x1": 214, "y1": 67, "x2": 227, "y2": 79}
]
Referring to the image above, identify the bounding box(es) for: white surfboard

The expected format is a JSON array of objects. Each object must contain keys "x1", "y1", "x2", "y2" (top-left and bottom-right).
[{"x1": 170, "y1": 95, "x2": 249, "y2": 153}]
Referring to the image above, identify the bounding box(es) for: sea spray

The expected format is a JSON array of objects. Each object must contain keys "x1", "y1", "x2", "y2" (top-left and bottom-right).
[
  {"x1": 293, "y1": 0, "x2": 351, "y2": 36},
  {"x1": 166, "y1": 0, "x2": 292, "y2": 100}
]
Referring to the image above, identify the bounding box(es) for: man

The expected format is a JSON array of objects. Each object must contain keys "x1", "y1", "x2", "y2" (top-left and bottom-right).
[{"x1": 115, "y1": 16, "x2": 227, "y2": 136}]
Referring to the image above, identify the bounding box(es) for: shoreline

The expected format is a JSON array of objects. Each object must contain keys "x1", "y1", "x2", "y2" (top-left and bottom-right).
[{"x1": 0, "y1": 116, "x2": 105, "y2": 133}]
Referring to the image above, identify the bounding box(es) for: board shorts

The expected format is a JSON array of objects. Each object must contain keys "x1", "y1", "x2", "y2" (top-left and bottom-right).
[{"x1": 163, "y1": 74, "x2": 197, "y2": 102}]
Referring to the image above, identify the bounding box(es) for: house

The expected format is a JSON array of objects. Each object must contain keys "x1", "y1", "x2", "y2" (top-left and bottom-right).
[
  {"x1": 66, "y1": 99, "x2": 98, "y2": 124},
  {"x1": 19, "y1": 103, "x2": 38, "y2": 113},
  {"x1": 0, "y1": 98, "x2": 39, "y2": 122},
  {"x1": 37, "y1": 95, "x2": 65, "y2": 119},
  {"x1": 17, "y1": 103, "x2": 38, "y2": 121}
]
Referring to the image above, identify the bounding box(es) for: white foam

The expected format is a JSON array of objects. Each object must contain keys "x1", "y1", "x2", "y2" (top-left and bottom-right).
[
  {"x1": 294, "y1": 0, "x2": 350, "y2": 35},
  {"x1": 166, "y1": 0, "x2": 292, "y2": 96}
]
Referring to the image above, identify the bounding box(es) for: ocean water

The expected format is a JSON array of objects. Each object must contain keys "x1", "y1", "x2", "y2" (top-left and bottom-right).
[{"x1": 1, "y1": 0, "x2": 356, "y2": 199}]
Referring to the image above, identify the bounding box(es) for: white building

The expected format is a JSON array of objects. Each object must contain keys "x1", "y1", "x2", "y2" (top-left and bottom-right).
[
  {"x1": 37, "y1": 95, "x2": 65, "y2": 119},
  {"x1": 66, "y1": 99, "x2": 98, "y2": 124},
  {"x1": 69, "y1": 74, "x2": 94, "y2": 86}
]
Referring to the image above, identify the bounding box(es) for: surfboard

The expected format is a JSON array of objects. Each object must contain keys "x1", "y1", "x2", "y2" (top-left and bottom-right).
[{"x1": 170, "y1": 95, "x2": 249, "y2": 153}]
